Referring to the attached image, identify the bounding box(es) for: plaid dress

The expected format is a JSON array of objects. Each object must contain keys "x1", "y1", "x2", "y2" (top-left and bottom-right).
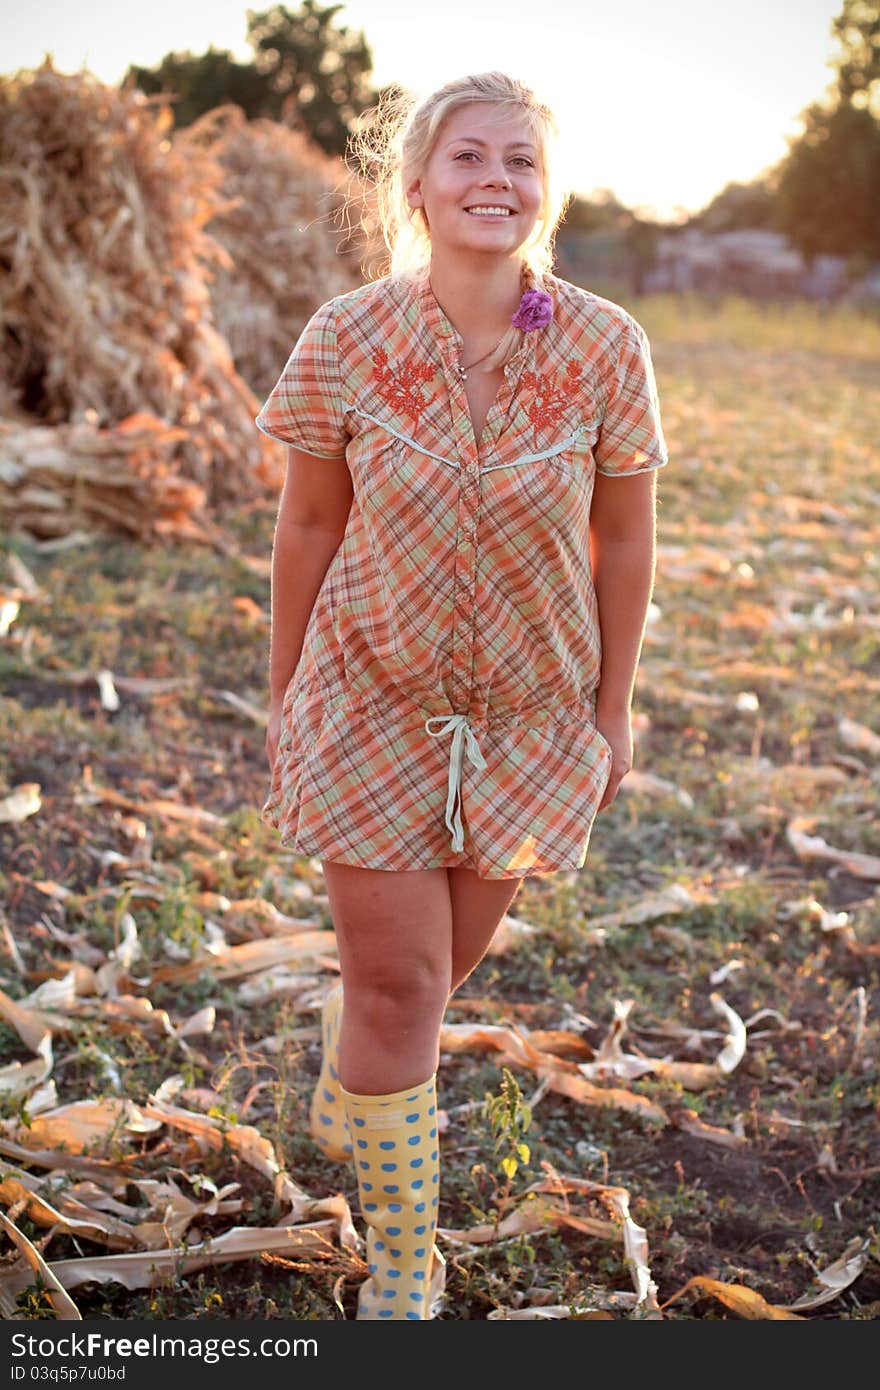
[{"x1": 255, "y1": 266, "x2": 668, "y2": 879}]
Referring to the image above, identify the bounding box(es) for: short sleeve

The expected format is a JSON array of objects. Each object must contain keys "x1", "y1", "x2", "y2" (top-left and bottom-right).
[
  {"x1": 255, "y1": 299, "x2": 348, "y2": 457},
  {"x1": 593, "y1": 316, "x2": 668, "y2": 476}
]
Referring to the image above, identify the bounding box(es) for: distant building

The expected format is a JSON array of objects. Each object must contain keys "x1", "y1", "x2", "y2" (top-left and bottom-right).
[
  {"x1": 643, "y1": 229, "x2": 849, "y2": 300},
  {"x1": 556, "y1": 225, "x2": 869, "y2": 302}
]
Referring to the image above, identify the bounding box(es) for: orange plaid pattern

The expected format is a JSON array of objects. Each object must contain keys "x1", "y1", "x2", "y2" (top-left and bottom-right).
[{"x1": 256, "y1": 267, "x2": 667, "y2": 878}]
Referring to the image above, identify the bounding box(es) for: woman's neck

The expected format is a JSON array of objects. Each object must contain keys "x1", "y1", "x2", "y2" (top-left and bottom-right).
[{"x1": 427, "y1": 252, "x2": 524, "y2": 341}]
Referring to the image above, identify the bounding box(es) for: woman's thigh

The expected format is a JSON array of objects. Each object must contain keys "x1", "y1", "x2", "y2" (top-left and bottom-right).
[
  {"x1": 447, "y1": 866, "x2": 524, "y2": 992},
  {"x1": 321, "y1": 861, "x2": 454, "y2": 995}
]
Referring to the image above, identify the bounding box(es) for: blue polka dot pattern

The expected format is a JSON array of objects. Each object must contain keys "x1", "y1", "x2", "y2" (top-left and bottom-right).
[{"x1": 341, "y1": 1072, "x2": 441, "y2": 1321}]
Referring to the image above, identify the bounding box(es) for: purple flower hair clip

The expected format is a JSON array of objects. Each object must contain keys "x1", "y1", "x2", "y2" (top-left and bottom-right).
[{"x1": 512, "y1": 288, "x2": 554, "y2": 332}]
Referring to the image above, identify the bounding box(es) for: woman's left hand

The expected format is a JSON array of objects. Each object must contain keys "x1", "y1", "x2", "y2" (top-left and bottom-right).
[{"x1": 595, "y1": 704, "x2": 633, "y2": 812}]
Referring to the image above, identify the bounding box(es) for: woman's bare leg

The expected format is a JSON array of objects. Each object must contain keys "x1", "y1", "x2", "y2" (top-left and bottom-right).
[
  {"x1": 321, "y1": 862, "x2": 453, "y2": 1095},
  {"x1": 447, "y1": 866, "x2": 524, "y2": 993},
  {"x1": 321, "y1": 861, "x2": 523, "y2": 1093}
]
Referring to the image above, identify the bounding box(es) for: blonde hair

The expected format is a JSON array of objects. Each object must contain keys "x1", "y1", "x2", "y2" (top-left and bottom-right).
[{"x1": 348, "y1": 72, "x2": 572, "y2": 372}]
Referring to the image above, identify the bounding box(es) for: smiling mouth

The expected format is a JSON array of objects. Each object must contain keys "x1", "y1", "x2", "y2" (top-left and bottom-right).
[{"x1": 464, "y1": 206, "x2": 515, "y2": 217}]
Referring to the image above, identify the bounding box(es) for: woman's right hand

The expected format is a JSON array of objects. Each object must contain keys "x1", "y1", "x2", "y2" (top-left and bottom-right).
[{"x1": 265, "y1": 703, "x2": 283, "y2": 774}]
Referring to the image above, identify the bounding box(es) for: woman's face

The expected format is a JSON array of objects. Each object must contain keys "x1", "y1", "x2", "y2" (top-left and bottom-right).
[{"x1": 406, "y1": 102, "x2": 544, "y2": 262}]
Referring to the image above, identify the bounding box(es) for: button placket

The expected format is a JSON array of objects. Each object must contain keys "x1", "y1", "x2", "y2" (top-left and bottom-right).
[{"x1": 451, "y1": 457, "x2": 480, "y2": 713}]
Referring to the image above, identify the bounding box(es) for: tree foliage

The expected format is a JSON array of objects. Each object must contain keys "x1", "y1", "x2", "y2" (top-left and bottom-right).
[
  {"x1": 126, "y1": 48, "x2": 268, "y2": 129},
  {"x1": 771, "y1": 0, "x2": 880, "y2": 264},
  {"x1": 124, "y1": 0, "x2": 379, "y2": 155},
  {"x1": 692, "y1": 180, "x2": 777, "y2": 234},
  {"x1": 247, "y1": 2, "x2": 378, "y2": 154},
  {"x1": 831, "y1": 0, "x2": 880, "y2": 109},
  {"x1": 773, "y1": 100, "x2": 880, "y2": 262}
]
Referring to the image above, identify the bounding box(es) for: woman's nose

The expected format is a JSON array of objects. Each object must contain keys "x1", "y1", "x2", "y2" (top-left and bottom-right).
[{"x1": 481, "y1": 167, "x2": 512, "y2": 189}]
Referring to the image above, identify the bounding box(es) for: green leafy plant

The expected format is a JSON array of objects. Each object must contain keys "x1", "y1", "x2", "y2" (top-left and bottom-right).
[{"x1": 483, "y1": 1067, "x2": 532, "y2": 1203}]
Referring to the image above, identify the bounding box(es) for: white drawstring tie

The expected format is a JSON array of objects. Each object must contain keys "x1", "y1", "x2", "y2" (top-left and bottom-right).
[{"x1": 424, "y1": 713, "x2": 487, "y2": 851}]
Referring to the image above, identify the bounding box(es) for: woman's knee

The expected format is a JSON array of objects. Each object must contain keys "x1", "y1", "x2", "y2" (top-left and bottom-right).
[
  {"x1": 345, "y1": 961, "x2": 450, "y2": 1034},
  {"x1": 321, "y1": 861, "x2": 453, "y2": 1015}
]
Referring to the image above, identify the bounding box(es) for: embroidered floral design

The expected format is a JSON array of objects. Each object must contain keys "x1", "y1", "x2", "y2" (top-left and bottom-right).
[
  {"x1": 521, "y1": 360, "x2": 585, "y2": 432},
  {"x1": 372, "y1": 349, "x2": 437, "y2": 424}
]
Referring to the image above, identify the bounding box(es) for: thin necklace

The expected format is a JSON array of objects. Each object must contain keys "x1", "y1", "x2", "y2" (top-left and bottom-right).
[{"x1": 457, "y1": 336, "x2": 505, "y2": 382}]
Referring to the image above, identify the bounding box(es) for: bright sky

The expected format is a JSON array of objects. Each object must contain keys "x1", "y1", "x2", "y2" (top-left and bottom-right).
[{"x1": 3, "y1": 0, "x2": 843, "y2": 221}]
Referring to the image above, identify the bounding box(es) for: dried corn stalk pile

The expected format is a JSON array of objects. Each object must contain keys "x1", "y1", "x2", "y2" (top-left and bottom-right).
[
  {"x1": 0, "y1": 62, "x2": 287, "y2": 539},
  {"x1": 0, "y1": 416, "x2": 210, "y2": 542},
  {"x1": 181, "y1": 104, "x2": 367, "y2": 402}
]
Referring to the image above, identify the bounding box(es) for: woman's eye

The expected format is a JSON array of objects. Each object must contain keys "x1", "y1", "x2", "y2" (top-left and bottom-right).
[{"x1": 453, "y1": 150, "x2": 534, "y2": 167}]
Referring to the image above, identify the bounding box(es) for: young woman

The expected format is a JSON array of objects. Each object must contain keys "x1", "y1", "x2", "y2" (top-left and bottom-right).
[{"x1": 256, "y1": 71, "x2": 668, "y2": 1319}]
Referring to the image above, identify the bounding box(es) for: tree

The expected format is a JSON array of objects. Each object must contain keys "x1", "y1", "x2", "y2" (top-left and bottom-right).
[
  {"x1": 126, "y1": 48, "x2": 268, "y2": 128},
  {"x1": 123, "y1": 1, "x2": 379, "y2": 155},
  {"x1": 692, "y1": 179, "x2": 777, "y2": 234},
  {"x1": 772, "y1": 99, "x2": 880, "y2": 262},
  {"x1": 767, "y1": 2, "x2": 880, "y2": 265},
  {"x1": 562, "y1": 189, "x2": 631, "y2": 235},
  {"x1": 248, "y1": 2, "x2": 377, "y2": 154},
  {"x1": 831, "y1": 0, "x2": 880, "y2": 111}
]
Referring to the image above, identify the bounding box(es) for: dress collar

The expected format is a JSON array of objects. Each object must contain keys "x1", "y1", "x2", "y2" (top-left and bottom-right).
[
  {"x1": 414, "y1": 262, "x2": 549, "y2": 369},
  {"x1": 415, "y1": 263, "x2": 463, "y2": 348}
]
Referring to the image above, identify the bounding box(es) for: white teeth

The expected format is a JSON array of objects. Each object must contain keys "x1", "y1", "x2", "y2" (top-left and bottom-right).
[{"x1": 466, "y1": 207, "x2": 513, "y2": 216}]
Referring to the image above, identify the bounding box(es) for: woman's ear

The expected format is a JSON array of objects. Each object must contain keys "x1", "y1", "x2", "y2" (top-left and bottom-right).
[{"x1": 406, "y1": 177, "x2": 424, "y2": 211}]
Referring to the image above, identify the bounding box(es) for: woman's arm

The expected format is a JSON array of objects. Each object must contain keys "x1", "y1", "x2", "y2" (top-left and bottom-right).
[
  {"x1": 588, "y1": 467, "x2": 658, "y2": 804},
  {"x1": 265, "y1": 446, "x2": 353, "y2": 766}
]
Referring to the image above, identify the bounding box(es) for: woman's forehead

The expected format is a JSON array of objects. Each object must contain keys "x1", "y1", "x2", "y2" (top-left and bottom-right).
[{"x1": 437, "y1": 103, "x2": 538, "y2": 149}]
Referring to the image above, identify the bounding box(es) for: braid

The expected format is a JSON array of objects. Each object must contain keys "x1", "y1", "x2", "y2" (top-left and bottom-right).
[{"x1": 481, "y1": 261, "x2": 553, "y2": 374}]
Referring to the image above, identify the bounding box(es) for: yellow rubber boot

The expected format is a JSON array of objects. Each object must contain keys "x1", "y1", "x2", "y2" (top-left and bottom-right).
[
  {"x1": 341, "y1": 1074, "x2": 440, "y2": 1320},
  {"x1": 308, "y1": 984, "x2": 353, "y2": 1162}
]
